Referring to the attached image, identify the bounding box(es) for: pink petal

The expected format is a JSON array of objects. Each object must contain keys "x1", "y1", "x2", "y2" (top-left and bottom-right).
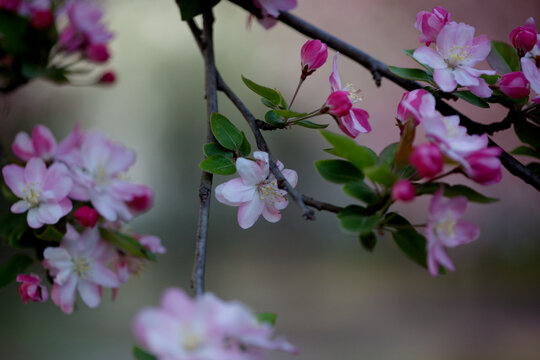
[
  {"x1": 215, "y1": 178, "x2": 256, "y2": 206},
  {"x1": 453, "y1": 68, "x2": 479, "y2": 86},
  {"x1": 12, "y1": 132, "x2": 35, "y2": 161},
  {"x1": 521, "y1": 57, "x2": 540, "y2": 94},
  {"x1": 262, "y1": 205, "x2": 281, "y2": 223},
  {"x1": 350, "y1": 108, "x2": 371, "y2": 133},
  {"x1": 236, "y1": 158, "x2": 266, "y2": 186},
  {"x1": 36, "y1": 203, "x2": 65, "y2": 225},
  {"x1": 27, "y1": 208, "x2": 43, "y2": 229},
  {"x1": 106, "y1": 143, "x2": 136, "y2": 176},
  {"x1": 77, "y1": 280, "x2": 101, "y2": 308},
  {"x1": 468, "y1": 77, "x2": 492, "y2": 98},
  {"x1": 237, "y1": 196, "x2": 264, "y2": 229},
  {"x1": 11, "y1": 200, "x2": 29, "y2": 214},
  {"x1": 413, "y1": 46, "x2": 447, "y2": 69},
  {"x1": 447, "y1": 220, "x2": 479, "y2": 247},
  {"x1": 329, "y1": 53, "x2": 342, "y2": 91},
  {"x1": 2, "y1": 164, "x2": 26, "y2": 197},
  {"x1": 51, "y1": 274, "x2": 78, "y2": 314},
  {"x1": 43, "y1": 163, "x2": 73, "y2": 201},
  {"x1": 281, "y1": 169, "x2": 298, "y2": 188},
  {"x1": 24, "y1": 158, "x2": 47, "y2": 185},
  {"x1": 88, "y1": 262, "x2": 119, "y2": 288},
  {"x1": 32, "y1": 125, "x2": 57, "y2": 160},
  {"x1": 467, "y1": 34, "x2": 491, "y2": 65},
  {"x1": 433, "y1": 68, "x2": 458, "y2": 92},
  {"x1": 160, "y1": 287, "x2": 195, "y2": 318},
  {"x1": 436, "y1": 22, "x2": 475, "y2": 57}
]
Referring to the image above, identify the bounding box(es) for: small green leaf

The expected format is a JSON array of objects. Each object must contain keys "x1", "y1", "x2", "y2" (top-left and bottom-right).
[
  {"x1": 255, "y1": 312, "x2": 277, "y2": 326},
  {"x1": 315, "y1": 160, "x2": 364, "y2": 184},
  {"x1": 414, "y1": 183, "x2": 498, "y2": 203},
  {"x1": 238, "y1": 132, "x2": 251, "y2": 157},
  {"x1": 241, "y1": 75, "x2": 281, "y2": 105},
  {"x1": 294, "y1": 120, "x2": 328, "y2": 129},
  {"x1": 388, "y1": 66, "x2": 432, "y2": 82},
  {"x1": 199, "y1": 155, "x2": 236, "y2": 175},
  {"x1": 261, "y1": 98, "x2": 277, "y2": 109},
  {"x1": 511, "y1": 146, "x2": 540, "y2": 160},
  {"x1": 34, "y1": 225, "x2": 64, "y2": 242},
  {"x1": 320, "y1": 130, "x2": 377, "y2": 170},
  {"x1": 100, "y1": 229, "x2": 156, "y2": 262},
  {"x1": 514, "y1": 118, "x2": 540, "y2": 151},
  {"x1": 359, "y1": 232, "x2": 377, "y2": 252},
  {"x1": 0, "y1": 12, "x2": 29, "y2": 55},
  {"x1": 178, "y1": 0, "x2": 221, "y2": 21},
  {"x1": 273, "y1": 109, "x2": 307, "y2": 119},
  {"x1": 210, "y1": 113, "x2": 244, "y2": 151},
  {"x1": 0, "y1": 213, "x2": 29, "y2": 248},
  {"x1": 480, "y1": 74, "x2": 500, "y2": 85},
  {"x1": 338, "y1": 211, "x2": 382, "y2": 234},
  {"x1": 379, "y1": 143, "x2": 398, "y2": 166},
  {"x1": 343, "y1": 181, "x2": 378, "y2": 205},
  {"x1": 133, "y1": 346, "x2": 157, "y2": 360},
  {"x1": 386, "y1": 213, "x2": 427, "y2": 268},
  {"x1": 363, "y1": 165, "x2": 396, "y2": 187},
  {"x1": 403, "y1": 49, "x2": 415, "y2": 57},
  {"x1": 487, "y1": 41, "x2": 520, "y2": 75},
  {"x1": 203, "y1": 143, "x2": 233, "y2": 158},
  {"x1": 453, "y1": 91, "x2": 490, "y2": 108},
  {"x1": 264, "y1": 110, "x2": 284, "y2": 127},
  {"x1": 0, "y1": 253, "x2": 34, "y2": 288}
]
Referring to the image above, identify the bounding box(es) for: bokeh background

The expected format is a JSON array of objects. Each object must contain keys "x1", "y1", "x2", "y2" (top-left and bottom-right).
[{"x1": 1, "y1": 0, "x2": 540, "y2": 359}]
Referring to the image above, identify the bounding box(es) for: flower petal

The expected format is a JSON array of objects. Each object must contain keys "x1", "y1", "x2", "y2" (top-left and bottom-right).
[
  {"x1": 2, "y1": 164, "x2": 26, "y2": 197},
  {"x1": 215, "y1": 178, "x2": 256, "y2": 206},
  {"x1": 413, "y1": 46, "x2": 447, "y2": 69},
  {"x1": 236, "y1": 158, "x2": 266, "y2": 186},
  {"x1": 51, "y1": 273, "x2": 78, "y2": 314},
  {"x1": 433, "y1": 68, "x2": 458, "y2": 92},
  {"x1": 237, "y1": 196, "x2": 264, "y2": 229},
  {"x1": 77, "y1": 280, "x2": 101, "y2": 308}
]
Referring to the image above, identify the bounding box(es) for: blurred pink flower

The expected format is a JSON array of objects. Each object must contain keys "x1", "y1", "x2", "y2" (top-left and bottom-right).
[
  {"x1": 252, "y1": 0, "x2": 297, "y2": 29},
  {"x1": 43, "y1": 225, "x2": 119, "y2": 314},
  {"x1": 132, "y1": 287, "x2": 297, "y2": 359},
  {"x1": 410, "y1": 143, "x2": 443, "y2": 178},
  {"x1": 85, "y1": 43, "x2": 110, "y2": 63},
  {"x1": 464, "y1": 147, "x2": 502, "y2": 185},
  {"x1": 425, "y1": 189, "x2": 479, "y2": 276},
  {"x1": 498, "y1": 71, "x2": 530, "y2": 98},
  {"x1": 98, "y1": 70, "x2": 116, "y2": 84},
  {"x1": 300, "y1": 39, "x2": 327, "y2": 78},
  {"x1": 391, "y1": 180, "x2": 415, "y2": 202},
  {"x1": 413, "y1": 22, "x2": 495, "y2": 97},
  {"x1": 12, "y1": 124, "x2": 57, "y2": 162},
  {"x1": 323, "y1": 91, "x2": 352, "y2": 117},
  {"x1": 510, "y1": 17, "x2": 537, "y2": 54},
  {"x1": 414, "y1": 6, "x2": 451, "y2": 46},
  {"x1": 127, "y1": 185, "x2": 154, "y2": 215},
  {"x1": 17, "y1": 273, "x2": 48, "y2": 304},
  {"x1": 215, "y1": 151, "x2": 297, "y2": 229},
  {"x1": 396, "y1": 89, "x2": 435, "y2": 126},
  {"x1": 521, "y1": 57, "x2": 540, "y2": 103},
  {"x1": 0, "y1": 0, "x2": 20, "y2": 11},
  {"x1": 139, "y1": 235, "x2": 166, "y2": 255},
  {"x1": 2, "y1": 158, "x2": 72, "y2": 229},
  {"x1": 74, "y1": 205, "x2": 99, "y2": 227}
]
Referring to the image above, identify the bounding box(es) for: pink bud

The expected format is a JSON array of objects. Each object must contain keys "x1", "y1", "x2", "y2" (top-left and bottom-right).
[
  {"x1": 392, "y1": 179, "x2": 415, "y2": 202},
  {"x1": 323, "y1": 91, "x2": 352, "y2": 117},
  {"x1": 0, "y1": 0, "x2": 20, "y2": 11},
  {"x1": 498, "y1": 71, "x2": 530, "y2": 98},
  {"x1": 300, "y1": 39, "x2": 328, "y2": 78},
  {"x1": 396, "y1": 89, "x2": 431, "y2": 125},
  {"x1": 85, "y1": 43, "x2": 110, "y2": 63},
  {"x1": 16, "y1": 274, "x2": 48, "y2": 304},
  {"x1": 465, "y1": 147, "x2": 502, "y2": 185},
  {"x1": 414, "y1": 6, "x2": 451, "y2": 46},
  {"x1": 30, "y1": 10, "x2": 54, "y2": 29},
  {"x1": 74, "y1": 206, "x2": 99, "y2": 227},
  {"x1": 410, "y1": 143, "x2": 443, "y2": 178},
  {"x1": 510, "y1": 20, "x2": 537, "y2": 54},
  {"x1": 99, "y1": 71, "x2": 116, "y2": 84},
  {"x1": 128, "y1": 186, "x2": 154, "y2": 214}
]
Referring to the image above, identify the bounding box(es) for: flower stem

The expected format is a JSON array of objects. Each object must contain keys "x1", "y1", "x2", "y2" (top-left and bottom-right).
[{"x1": 288, "y1": 77, "x2": 304, "y2": 110}]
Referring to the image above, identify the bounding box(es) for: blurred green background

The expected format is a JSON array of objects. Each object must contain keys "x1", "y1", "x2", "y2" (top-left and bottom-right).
[{"x1": 1, "y1": 0, "x2": 540, "y2": 359}]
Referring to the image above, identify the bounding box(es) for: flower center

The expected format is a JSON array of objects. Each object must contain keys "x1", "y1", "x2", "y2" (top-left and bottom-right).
[
  {"x1": 94, "y1": 163, "x2": 108, "y2": 186},
  {"x1": 445, "y1": 45, "x2": 471, "y2": 67},
  {"x1": 72, "y1": 257, "x2": 91, "y2": 278},
  {"x1": 435, "y1": 218, "x2": 456, "y2": 237},
  {"x1": 343, "y1": 83, "x2": 363, "y2": 104},
  {"x1": 181, "y1": 328, "x2": 203, "y2": 352},
  {"x1": 258, "y1": 179, "x2": 284, "y2": 205},
  {"x1": 442, "y1": 117, "x2": 461, "y2": 138},
  {"x1": 22, "y1": 182, "x2": 42, "y2": 208}
]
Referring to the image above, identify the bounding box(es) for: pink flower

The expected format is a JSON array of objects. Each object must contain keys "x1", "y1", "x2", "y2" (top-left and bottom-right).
[
  {"x1": 127, "y1": 185, "x2": 154, "y2": 214},
  {"x1": 0, "y1": 0, "x2": 20, "y2": 11},
  {"x1": 139, "y1": 235, "x2": 166, "y2": 255},
  {"x1": 329, "y1": 53, "x2": 371, "y2": 138},
  {"x1": 510, "y1": 18, "x2": 538, "y2": 54},
  {"x1": 300, "y1": 39, "x2": 328, "y2": 78},
  {"x1": 215, "y1": 151, "x2": 297, "y2": 229},
  {"x1": 2, "y1": 158, "x2": 73, "y2": 229},
  {"x1": 396, "y1": 89, "x2": 435, "y2": 126},
  {"x1": 43, "y1": 224, "x2": 119, "y2": 314},
  {"x1": 85, "y1": 43, "x2": 110, "y2": 63},
  {"x1": 98, "y1": 70, "x2": 116, "y2": 84},
  {"x1": 410, "y1": 143, "x2": 443, "y2": 178},
  {"x1": 464, "y1": 147, "x2": 502, "y2": 185},
  {"x1": 521, "y1": 57, "x2": 540, "y2": 103},
  {"x1": 30, "y1": 9, "x2": 53, "y2": 29},
  {"x1": 12, "y1": 124, "x2": 57, "y2": 162},
  {"x1": 74, "y1": 206, "x2": 99, "y2": 227},
  {"x1": 498, "y1": 71, "x2": 530, "y2": 98},
  {"x1": 425, "y1": 189, "x2": 479, "y2": 276},
  {"x1": 252, "y1": 0, "x2": 297, "y2": 29},
  {"x1": 414, "y1": 6, "x2": 451, "y2": 46},
  {"x1": 132, "y1": 287, "x2": 297, "y2": 359},
  {"x1": 392, "y1": 180, "x2": 415, "y2": 202},
  {"x1": 323, "y1": 91, "x2": 352, "y2": 117},
  {"x1": 413, "y1": 22, "x2": 495, "y2": 97},
  {"x1": 16, "y1": 273, "x2": 48, "y2": 303},
  {"x1": 17, "y1": 0, "x2": 50, "y2": 16}
]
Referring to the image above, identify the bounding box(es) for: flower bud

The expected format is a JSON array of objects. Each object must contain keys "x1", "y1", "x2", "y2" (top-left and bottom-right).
[
  {"x1": 510, "y1": 18, "x2": 537, "y2": 54},
  {"x1": 498, "y1": 71, "x2": 530, "y2": 98},
  {"x1": 16, "y1": 274, "x2": 48, "y2": 304},
  {"x1": 128, "y1": 186, "x2": 154, "y2": 214},
  {"x1": 392, "y1": 179, "x2": 415, "y2": 202},
  {"x1": 300, "y1": 39, "x2": 328, "y2": 78},
  {"x1": 99, "y1": 71, "x2": 116, "y2": 84},
  {"x1": 414, "y1": 6, "x2": 451, "y2": 46},
  {"x1": 30, "y1": 10, "x2": 54, "y2": 29},
  {"x1": 85, "y1": 44, "x2": 110, "y2": 63},
  {"x1": 410, "y1": 143, "x2": 443, "y2": 178},
  {"x1": 396, "y1": 89, "x2": 431, "y2": 126},
  {"x1": 465, "y1": 147, "x2": 502, "y2": 185},
  {"x1": 322, "y1": 91, "x2": 352, "y2": 117},
  {"x1": 74, "y1": 206, "x2": 99, "y2": 227}
]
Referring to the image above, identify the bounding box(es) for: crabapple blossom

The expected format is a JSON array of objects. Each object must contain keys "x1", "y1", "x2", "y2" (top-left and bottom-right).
[
  {"x1": 414, "y1": 6, "x2": 451, "y2": 46},
  {"x1": 323, "y1": 91, "x2": 352, "y2": 117},
  {"x1": 16, "y1": 273, "x2": 48, "y2": 303},
  {"x1": 329, "y1": 53, "x2": 371, "y2": 138},
  {"x1": 410, "y1": 143, "x2": 443, "y2": 178},
  {"x1": 43, "y1": 224, "x2": 119, "y2": 313},
  {"x1": 521, "y1": 57, "x2": 540, "y2": 103},
  {"x1": 215, "y1": 151, "x2": 297, "y2": 229},
  {"x1": 391, "y1": 180, "x2": 415, "y2": 202},
  {"x1": 300, "y1": 39, "x2": 328, "y2": 78},
  {"x1": 132, "y1": 287, "x2": 297, "y2": 359},
  {"x1": 85, "y1": 43, "x2": 110, "y2": 63},
  {"x1": 2, "y1": 158, "x2": 73, "y2": 229},
  {"x1": 252, "y1": 0, "x2": 297, "y2": 29},
  {"x1": 425, "y1": 189, "x2": 479, "y2": 276},
  {"x1": 74, "y1": 206, "x2": 99, "y2": 227},
  {"x1": 114, "y1": 234, "x2": 166, "y2": 285},
  {"x1": 413, "y1": 22, "x2": 495, "y2": 97},
  {"x1": 12, "y1": 124, "x2": 57, "y2": 162},
  {"x1": 510, "y1": 18, "x2": 537, "y2": 55},
  {"x1": 464, "y1": 147, "x2": 502, "y2": 185},
  {"x1": 396, "y1": 89, "x2": 435, "y2": 126},
  {"x1": 498, "y1": 71, "x2": 530, "y2": 98},
  {"x1": 127, "y1": 185, "x2": 154, "y2": 214}
]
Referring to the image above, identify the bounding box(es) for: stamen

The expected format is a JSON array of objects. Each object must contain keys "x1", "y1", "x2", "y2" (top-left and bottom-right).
[
  {"x1": 343, "y1": 83, "x2": 363, "y2": 104},
  {"x1": 72, "y1": 257, "x2": 91, "y2": 278},
  {"x1": 22, "y1": 182, "x2": 42, "y2": 208}
]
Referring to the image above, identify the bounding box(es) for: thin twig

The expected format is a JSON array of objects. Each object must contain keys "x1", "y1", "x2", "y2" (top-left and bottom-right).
[{"x1": 302, "y1": 195, "x2": 343, "y2": 213}]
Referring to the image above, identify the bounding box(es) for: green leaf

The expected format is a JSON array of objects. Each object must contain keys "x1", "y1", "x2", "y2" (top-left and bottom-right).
[
  {"x1": 343, "y1": 181, "x2": 378, "y2": 205},
  {"x1": 178, "y1": 0, "x2": 221, "y2": 21},
  {"x1": 0, "y1": 253, "x2": 34, "y2": 288},
  {"x1": 511, "y1": 146, "x2": 540, "y2": 160},
  {"x1": 241, "y1": 75, "x2": 281, "y2": 105},
  {"x1": 238, "y1": 132, "x2": 251, "y2": 157},
  {"x1": 487, "y1": 41, "x2": 520, "y2": 75},
  {"x1": 453, "y1": 91, "x2": 490, "y2": 108},
  {"x1": 480, "y1": 74, "x2": 500, "y2": 85},
  {"x1": 320, "y1": 130, "x2": 377, "y2": 170},
  {"x1": 199, "y1": 155, "x2": 236, "y2": 175},
  {"x1": 100, "y1": 229, "x2": 156, "y2": 262},
  {"x1": 294, "y1": 120, "x2": 328, "y2": 129},
  {"x1": 386, "y1": 213, "x2": 427, "y2": 268},
  {"x1": 338, "y1": 209, "x2": 382, "y2": 234},
  {"x1": 379, "y1": 143, "x2": 398, "y2": 166},
  {"x1": 261, "y1": 98, "x2": 277, "y2": 109},
  {"x1": 514, "y1": 118, "x2": 540, "y2": 151},
  {"x1": 34, "y1": 225, "x2": 64, "y2": 242},
  {"x1": 210, "y1": 113, "x2": 244, "y2": 151},
  {"x1": 315, "y1": 160, "x2": 364, "y2": 184},
  {"x1": 363, "y1": 165, "x2": 396, "y2": 187},
  {"x1": 273, "y1": 109, "x2": 307, "y2": 119},
  {"x1": 203, "y1": 143, "x2": 233, "y2": 158},
  {"x1": 359, "y1": 232, "x2": 377, "y2": 252},
  {"x1": 255, "y1": 312, "x2": 277, "y2": 326},
  {"x1": 414, "y1": 183, "x2": 498, "y2": 203},
  {"x1": 264, "y1": 110, "x2": 284, "y2": 127},
  {"x1": 0, "y1": 213, "x2": 29, "y2": 248},
  {"x1": 0, "y1": 12, "x2": 29, "y2": 55},
  {"x1": 133, "y1": 346, "x2": 157, "y2": 360},
  {"x1": 388, "y1": 66, "x2": 432, "y2": 82}
]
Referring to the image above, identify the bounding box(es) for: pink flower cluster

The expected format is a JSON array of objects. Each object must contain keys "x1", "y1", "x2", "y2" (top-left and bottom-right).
[
  {"x1": 133, "y1": 287, "x2": 297, "y2": 359},
  {"x1": 2, "y1": 124, "x2": 164, "y2": 312}
]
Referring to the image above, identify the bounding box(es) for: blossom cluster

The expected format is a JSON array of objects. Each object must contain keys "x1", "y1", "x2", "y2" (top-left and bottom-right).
[{"x1": 3, "y1": 124, "x2": 165, "y2": 313}]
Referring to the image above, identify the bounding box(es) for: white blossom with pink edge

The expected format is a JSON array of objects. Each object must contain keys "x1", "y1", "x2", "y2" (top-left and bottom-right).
[
  {"x1": 413, "y1": 22, "x2": 495, "y2": 97},
  {"x1": 329, "y1": 53, "x2": 371, "y2": 138},
  {"x1": 43, "y1": 224, "x2": 119, "y2": 314},
  {"x1": 215, "y1": 151, "x2": 297, "y2": 229},
  {"x1": 132, "y1": 287, "x2": 297, "y2": 360},
  {"x1": 521, "y1": 57, "x2": 540, "y2": 103},
  {"x1": 425, "y1": 189, "x2": 479, "y2": 276},
  {"x1": 2, "y1": 158, "x2": 73, "y2": 229}
]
